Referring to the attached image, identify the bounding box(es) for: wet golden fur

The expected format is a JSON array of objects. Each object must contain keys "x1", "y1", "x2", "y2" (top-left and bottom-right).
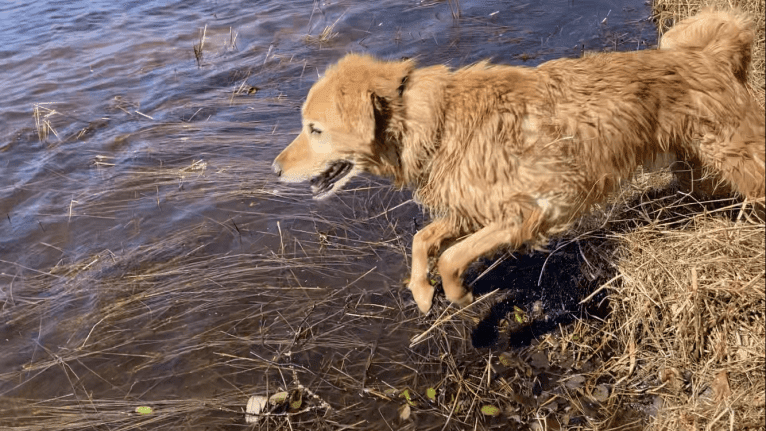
[{"x1": 273, "y1": 9, "x2": 765, "y2": 314}]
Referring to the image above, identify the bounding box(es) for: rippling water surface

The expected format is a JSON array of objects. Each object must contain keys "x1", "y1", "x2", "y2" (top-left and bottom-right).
[
  {"x1": 0, "y1": 0, "x2": 656, "y2": 427},
  {"x1": 1, "y1": 0, "x2": 656, "y2": 267}
]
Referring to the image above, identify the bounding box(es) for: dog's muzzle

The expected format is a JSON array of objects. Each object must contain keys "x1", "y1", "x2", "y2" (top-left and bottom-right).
[{"x1": 272, "y1": 161, "x2": 283, "y2": 177}]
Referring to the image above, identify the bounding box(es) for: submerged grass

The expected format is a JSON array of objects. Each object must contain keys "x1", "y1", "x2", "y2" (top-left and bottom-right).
[
  {"x1": 33, "y1": 103, "x2": 61, "y2": 143},
  {"x1": 193, "y1": 24, "x2": 207, "y2": 68},
  {"x1": 1, "y1": 179, "x2": 419, "y2": 429},
  {"x1": 303, "y1": 3, "x2": 345, "y2": 46},
  {"x1": 5, "y1": 164, "x2": 760, "y2": 430}
]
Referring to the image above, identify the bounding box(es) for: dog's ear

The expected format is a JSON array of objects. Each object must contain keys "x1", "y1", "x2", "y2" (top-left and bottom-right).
[
  {"x1": 369, "y1": 58, "x2": 413, "y2": 137},
  {"x1": 369, "y1": 57, "x2": 414, "y2": 103},
  {"x1": 372, "y1": 93, "x2": 387, "y2": 112},
  {"x1": 369, "y1": 90, "x2": 404, "y2": 180},
  {"x1": 324, "y1": 54, "x2": 412, "y2": 150},
  {"x1": 371, "y1": 92, "x2": 391, "y2": 140},
  {"x1": 369, "y1": 60, "x2": 410, "y2": 179}
]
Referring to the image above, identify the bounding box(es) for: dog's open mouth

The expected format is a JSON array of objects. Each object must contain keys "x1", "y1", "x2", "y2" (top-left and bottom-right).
[{"x1": 310, "y1": 160, "x2": 354, "y2": 199}]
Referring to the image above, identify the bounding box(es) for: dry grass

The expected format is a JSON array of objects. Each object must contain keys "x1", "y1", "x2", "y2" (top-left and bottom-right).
[
  {"x1": 597, "y1": 1, "x2": 766, "y2": 428},
  {"x1": 303, "y1": 5, "x2": 345, "y2": 46},
  {"x1": 610, "y1": 216, "x2": 765, "y2": 430},
  {"x1": 33, "y1": 103, "x2": 61, "y2": 143},
  {"x1": 193, "y1": 24, "x2": 207, "y2": 67}
]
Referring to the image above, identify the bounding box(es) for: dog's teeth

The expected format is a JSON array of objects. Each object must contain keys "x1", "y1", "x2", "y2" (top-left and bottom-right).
[{"x1": 310, "y1": 161, "x2": 353, "y2": 197}]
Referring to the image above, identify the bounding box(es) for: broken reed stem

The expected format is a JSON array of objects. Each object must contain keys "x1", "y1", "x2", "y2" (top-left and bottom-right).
[{"x1": 410, "y1": 289, "x2": 499, "y2": 347}]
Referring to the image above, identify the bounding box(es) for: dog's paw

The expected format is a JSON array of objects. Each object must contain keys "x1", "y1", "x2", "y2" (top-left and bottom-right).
[
  {"x1": 441, "y1": 276, "x2": 474, "y2": 308},
  {"x1": 408, "y1": 280, "x2": 435, "y2": 314},
  {"x1": 447, "y1": 291, "x2": 474, "y2": 308}
]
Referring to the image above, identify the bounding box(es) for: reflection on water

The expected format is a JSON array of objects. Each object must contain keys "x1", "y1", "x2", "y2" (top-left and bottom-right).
[{"x1": 0, "y1": 0, "x2": 656, "y2": 428}]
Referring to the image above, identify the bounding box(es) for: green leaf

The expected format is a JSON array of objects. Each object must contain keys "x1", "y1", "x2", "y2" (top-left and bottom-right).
[
  {"x1": 400, "y1": 389, "x2": 416, "y2": 406},
  {"x1": 425, "y1": 387, "x2": 437, "y2": 402},
  {"x1": 480, "y1": 404, "x2": 500, "y2": 416},
  {"x1": 513, "y1": 305, "x2": 526, "y2": 323},
  {"x1": 269, "y1": 391, "x2": 289, "y2": 404},
  {"x1": 135, "y1": 406, "x2": 153, "y2": 415},
  {"x1": 593, "y1": 384, "x2": 610, "y2": 402},
  {"x1": 289, "y1": 395, "x2": 302, "y2": 410}
]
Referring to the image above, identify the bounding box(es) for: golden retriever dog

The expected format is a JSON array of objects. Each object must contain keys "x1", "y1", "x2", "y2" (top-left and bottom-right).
[{"x1": 273, "y1": 9, "x2": 765, "y2": 314}]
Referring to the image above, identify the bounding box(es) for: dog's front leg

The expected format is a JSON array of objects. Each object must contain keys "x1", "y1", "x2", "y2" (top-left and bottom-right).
[
  {"x1": 409, "y1": 219, "x2": 456, "y2": 314},
  {"x1": 438, "y1": 222, "x2": 531, "y2": 308}
]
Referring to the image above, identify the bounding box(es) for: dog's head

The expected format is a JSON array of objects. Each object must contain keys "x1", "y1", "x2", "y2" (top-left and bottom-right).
[{"x1": 272, "y1": 54, "x2": 413, "y2": 199}]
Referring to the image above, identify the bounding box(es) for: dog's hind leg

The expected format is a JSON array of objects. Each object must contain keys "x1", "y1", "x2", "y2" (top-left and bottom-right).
[
  {"x1": 437, "y1": 213, "x2": 542, "y2": 309},
  {"x1": 409, "y1": 219, "x2": 460, "y2": 314}
]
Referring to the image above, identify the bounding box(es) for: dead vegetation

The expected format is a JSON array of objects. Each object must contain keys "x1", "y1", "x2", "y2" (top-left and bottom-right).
[
  {"x1": 608, "y1": 1, "x2": 766, "y2": 428},
  {"x1": 610, "y1": 215, "x2": 765, "y2": 430},
  {"x1": 193, "y1": 24, "x2": 207, "y2": 67},
  {"x1": 33, "y1": 103, "x2": 61, "y2": 143},
  {"x1": 303, "y1": 2, "x2": 344, "y2": 46}
]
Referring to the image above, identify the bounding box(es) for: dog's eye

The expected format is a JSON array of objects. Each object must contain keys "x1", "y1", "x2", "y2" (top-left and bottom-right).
[{"x1": 309, "y1": 124, "x2": 322, "y2": 135}]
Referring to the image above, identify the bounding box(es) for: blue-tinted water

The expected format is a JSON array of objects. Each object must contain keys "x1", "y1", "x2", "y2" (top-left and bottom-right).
[{"x1": 1, "y1": 0, "x2": 655, "y2": 266}]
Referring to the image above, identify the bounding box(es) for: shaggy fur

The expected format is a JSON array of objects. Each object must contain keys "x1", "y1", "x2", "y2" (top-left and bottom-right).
[{"x1": 272, "y1": 9, "x2": 765, "y2": 314}]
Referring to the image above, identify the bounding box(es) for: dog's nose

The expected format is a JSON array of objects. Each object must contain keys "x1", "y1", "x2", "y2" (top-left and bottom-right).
[{"x1": 272, "y1": 161, "x2": 282, "y2": 177}]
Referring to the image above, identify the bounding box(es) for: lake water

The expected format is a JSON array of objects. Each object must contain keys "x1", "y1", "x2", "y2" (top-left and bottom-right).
[{"x1": 0, "y1": 0, "x2": 657, "y2": 428}]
